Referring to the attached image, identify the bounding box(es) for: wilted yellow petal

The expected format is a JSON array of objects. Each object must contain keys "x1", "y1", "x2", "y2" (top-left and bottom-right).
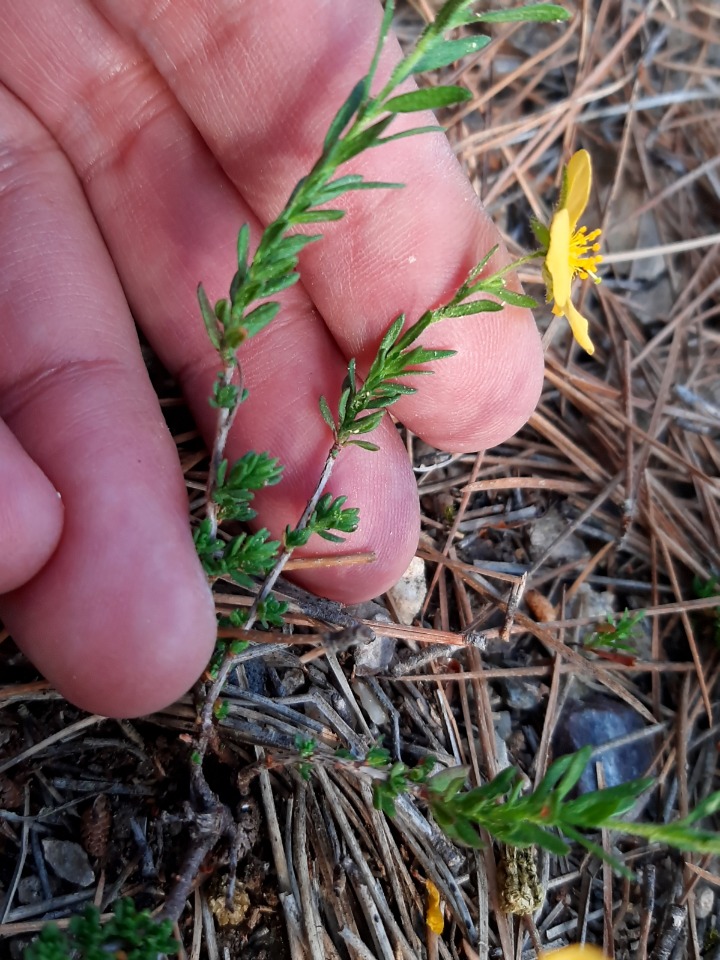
[
  {"x1": 564, "y1": 298, "x2": 595, "y2": 355},
  {"x1": 564, "y1": 150, "x2": 592, "y2": 229},
  {"x1": 546, "y1": 208, "x2": 571, "y2": 308},
  {"x1": 542, "y1": 946, "x2": 605, "y2": 960},
  {"x1": 425, "y1": 880, "x2": 444, "y2": 935}
]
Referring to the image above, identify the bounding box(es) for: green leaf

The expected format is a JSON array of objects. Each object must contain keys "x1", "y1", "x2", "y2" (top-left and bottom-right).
[
  {"x1": 563, "y1": 825, "x2": 633, "y2": 878},
  {"x1": 317, "y1": 530, "x2": 346, "y2": 543},
  {"x1": 294, "y1": 209, "x2": 346, "y2": 223},
  {"x1": 335, "y1": 114, "x2": 395, "y2": 164},
  {"x1": 230, "y1": 223, "x2": 251, "y2": 299},
  {"x1": 472, "y1": 4, "x2": 571, "y2": 24},
  {"x1": 385, "y1": 85, "x2": 472, "y2": 113},
  {"x1": 530, "y1": 217, "x2": 551, "y2": 248},
  {"x1": 432, "y1": 0, "x2": 482, "y2": 30},
  {"x1": 534, "y1": 747, "x2": 592, "y2": 803},
  {"x1": 412, "y1": 35, "x2": 491, "y2": 73},
  {"x1": 274, "y1": 232, "x2": 323, "y2": 259},
  {"x1": 348, "y1": 439, "x2": 381, "y2": 452},
  {"x1": 426, "y1": 764, "x2": 470, "y2": 801},
  {"x1": 498, "y1": 823, "x2": 569, "y2": 854},
  {"x1": 679, "y1": 789, "x2": 720, "y2": 825},
  {"x1": 367, "y1": 744, "x2": 392, "y2": 767},
  {"x1": 251, "y1": 255, "x2": 299, "y2": 285},
  {"x1": 365, "y1": 0, "x2": 396, "y2": 95},
  {"x1": 362, "y1": 394, "x2": 404, "y2": 410},
  {"x1": 319, "y1": 395, "x2": 336, "y2": 433},
  {"x1": 450, "y1": 766, "x2": 518, "y2": 810},
  {"x1": 555, "y1": 746, "x2": 593, "y2": 800},
  {"x1": 563, "y1": 778, "x2": 653, "y2": 825},
  {"x1": 285, "y1": 526, "x2": 313, "y2": 550},
  {"x1": 324, "y1": 78, "x2": 368, "y2": 153},
  {"x1": 242, "y1": 300, "x2": 281, "y2": 338},
  {"x1": 254, "y1": 595, "x2": 288, "y2": 628},
  {"x1": 373, "y1": 782, "x2": 398, "y2": 817},
  {"x1": 258, "y1": 272, "x2": 301, "y2": 298},
  {"x1": 338, "y1": 386, "x2": 352, "y2": 424},
  {"x1": 315, "y1": 174, "x2": 365, "y2": 203},
  {"x1": 619, "y1": 822, "x2": 720, "y2": 855},
  {"x1": 197, "y1": 283, "x2": 221, "y2": 350},
  {"x1": 348, "y1": 410, "x2": 385, "y2": 434},
  {"x1": 377, "y1": 314, "x2": 406, "y2": 357},
  {"x1": 466, "y1": 244, "x2": 500, "y2": 282},
  {"x1": 440, "y1": 299, "x2": 504, "y2": 318},
  {"x1": 398, "y1": 346, "x2": 457, "y2": 366},
  {"x1": 341, "y1": 179, "x2": 406, "y2": 191},
  {"x1": 445, "y1": 814, "x2": 484, "y2": 848},
  {"x1": 376, "y1": 125, "x2": 445, "y2": 145},
  {"x1": 373, "y1": 382, "x2": 418, "y2": 397},
  {"x1": 493, "y1": 289, "x2": 538, "y2": 308}
]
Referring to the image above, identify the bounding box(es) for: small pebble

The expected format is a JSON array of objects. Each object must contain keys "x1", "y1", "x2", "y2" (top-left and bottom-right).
[
  {"x1": 553, "y1": 694, "x2": 655, "y2": 793},
  {"x1": 17, "y1": 875, "x2": 44, "y2": 905},
  {"x1": 353, "y1": 681, "x2": 387, "y2": 725},
  {"x1": 501, "y1": 678, "x2": 544, "y2": 711},
  {"x1": 528, "y1": 508, "x2": 588, "y2": 563},
  {"x1": 387, "y1": 556, "x2": 426, "y2": 625},
  {"x1": 42, "y1": 838, "x2": 95, "y2": 887},
  {"x1": 354, "y1": 616, "x2": 396, "y2": 676},
  {"x1": 276, "y1": 668, "x2": 305, "y2": 697},
  {"x1": 695, "y1": 885, "x2": 714, "y2": 920}
]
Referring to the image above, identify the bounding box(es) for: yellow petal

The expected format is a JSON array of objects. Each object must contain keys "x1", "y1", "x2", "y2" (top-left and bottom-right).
[
  {"x1": 425, "y1": 880, "x2": 444, "y2": 935},
  {"x1": 564, "y1": 150, "x2": 592, "y2": 230},
  {"x1": 542, "y1": 947, "x2": 605, "y2": 960},
  {"x1": 546, "y1": 208, "x2": 571, "y2": 308},
  {"x1": 565, "y1": 298, "x2": 595, "y2": 355}
]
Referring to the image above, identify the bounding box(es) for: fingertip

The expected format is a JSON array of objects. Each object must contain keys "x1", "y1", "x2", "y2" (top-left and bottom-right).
[
  {"x1": 5, "y1": 523, "x2": 218, "y2": 718},
  {"x1": 289, "y1": 460, "x2": 421, "y2": 605},
  {"x1": 0, "y1": 377, "x2": 220, "y2": 718},
  {"x1": 241, "y1": 418, "x2": 421, "y2": 606},
  {"x1": 0, "y1": 421, "x2": 63, "y2": 593},
  {"x1": 395, "y1": 304, "x2": 545, "y2": 453}
]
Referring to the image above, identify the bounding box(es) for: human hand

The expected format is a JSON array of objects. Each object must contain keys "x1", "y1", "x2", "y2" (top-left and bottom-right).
[{"x1": 0, "y1": 0, "x2": 543, "y2": 718}]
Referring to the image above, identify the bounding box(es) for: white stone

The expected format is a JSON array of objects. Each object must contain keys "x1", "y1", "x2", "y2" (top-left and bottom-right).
[{"x1": 387, "y1": 556, "x2": 426, "y2": 625}]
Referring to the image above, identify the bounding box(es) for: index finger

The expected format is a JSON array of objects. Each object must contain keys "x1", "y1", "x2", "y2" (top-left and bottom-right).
[{"x1": 94, "y1": 0, "x2": 544, "y2": 452}]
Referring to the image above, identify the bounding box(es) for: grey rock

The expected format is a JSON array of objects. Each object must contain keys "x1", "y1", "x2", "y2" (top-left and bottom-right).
[
  {"x1": 42, "y1": 839, "x2": 95, "y2": 887},
  {"x1": 572, "y1": 585, "x2": 616, "y2": 622},
  {"x1": 528, "y1": 508, "x2": 589, "y2": 563},
  {"x1": 501, "y1": 678, "x2": 544, "y2": 711},
  {"x1": 276, "y1": 668, "x2": 305, "y2": 697},
  {"x1": 17, "y1": 875, "x2": 44, "y2": 905},
  {"x1": 354, "y1": 629, "x2": 396, "y2": 676},
  {"x1": 553, "y1": 695, "x2": 656, "y2": 793}
]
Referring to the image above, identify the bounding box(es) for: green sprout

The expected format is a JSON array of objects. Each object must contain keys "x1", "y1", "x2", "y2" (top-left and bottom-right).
[
  {"x1": 24, "y1": 900, "x2": 178, "y2": 960},
  {"x1": 584, "y1": 608, "x2": 646, "y2": 655}
]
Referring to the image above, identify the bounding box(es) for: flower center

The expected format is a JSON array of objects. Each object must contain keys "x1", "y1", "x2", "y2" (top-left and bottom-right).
[{"x1": 569, "y1": 226, "x2": 603, "y2": 283}]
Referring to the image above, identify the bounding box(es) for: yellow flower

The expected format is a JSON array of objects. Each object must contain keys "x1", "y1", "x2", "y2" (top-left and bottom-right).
[
  {"x1": 425, "y1": 879, "x2": 444, "y2": 934},
  {"x1": 542, "y1": 947, "x2": 605, "y2": 960},
  {"x1": 543, "y1": 150, "x2": 603, "y2": 355}
]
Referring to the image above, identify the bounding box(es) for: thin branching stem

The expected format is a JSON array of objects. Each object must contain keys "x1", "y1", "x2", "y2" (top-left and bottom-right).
[
  {"x1": 193, "y1": 442, "x2": 341, "y2": 764},
  {"x1": 246, "y1": 444, "x2": 341, "y2": 621},
  {"x1": 204, "y1": 360, "x2": 242, "y2": 539}
]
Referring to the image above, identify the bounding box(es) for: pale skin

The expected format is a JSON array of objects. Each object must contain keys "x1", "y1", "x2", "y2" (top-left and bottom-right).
[{"x1": 0, "y1": 0, "x2": 543, "y2": 718}]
